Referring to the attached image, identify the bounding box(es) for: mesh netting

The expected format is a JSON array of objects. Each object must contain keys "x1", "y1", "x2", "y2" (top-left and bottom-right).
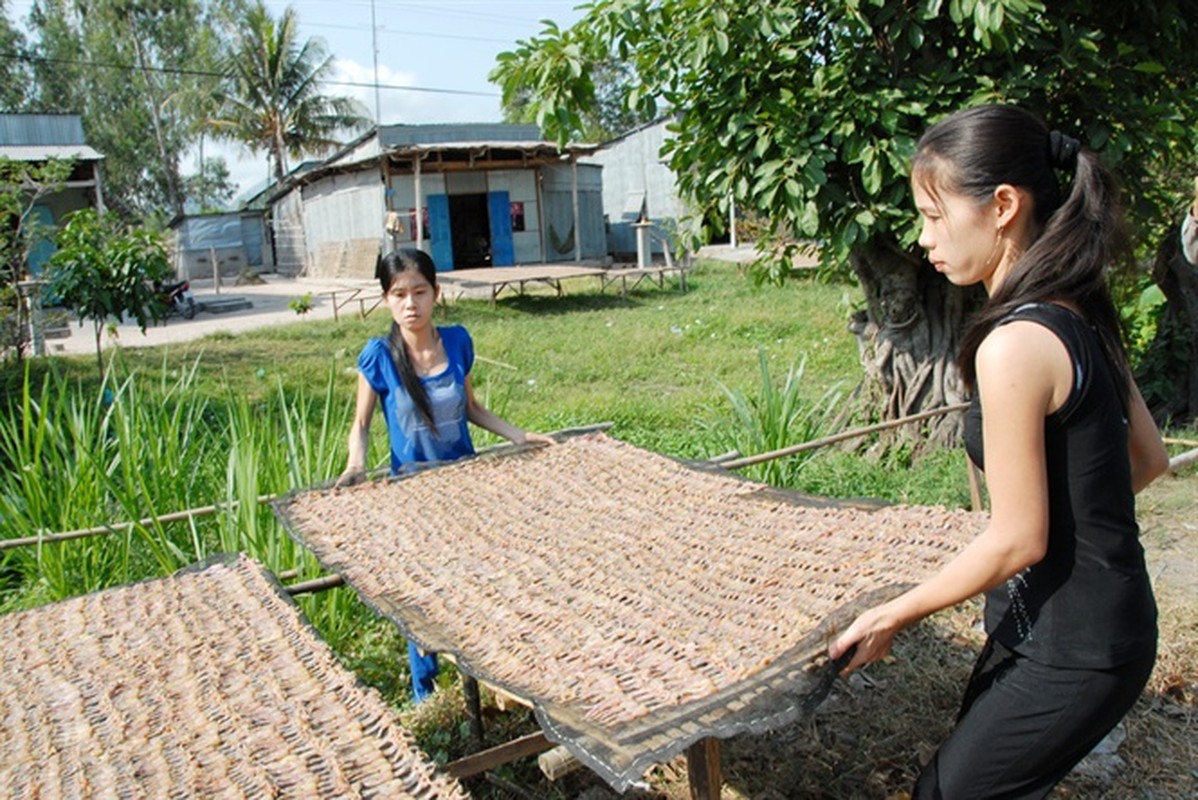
[
  {"x1": 274, "y1": 432, "x2": 984, "y2": 791},
  {"x1": 0, "y1": 554, "x2": 467, "y2": 799}
]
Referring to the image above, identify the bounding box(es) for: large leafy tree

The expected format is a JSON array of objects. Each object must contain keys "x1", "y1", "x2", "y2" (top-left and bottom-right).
[
  {"x1": 211, "y1": 1, "x2": 369, "y2": 186},
  {"x1": 493, "y1": 0, "x2": 1198, "y2": 439},
  {"x1": 26, "y1": 0, "x2": 239, "y2": 218},
  {"x1": 0, "y1": 2, "x2": 30, "y2": 110}
]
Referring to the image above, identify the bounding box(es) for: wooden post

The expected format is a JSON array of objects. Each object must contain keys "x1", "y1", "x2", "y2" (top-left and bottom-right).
[
  {"x1": 210, "y1": 247, "x2": 221, "y2": 294},
  {"x1": 967, "y1": 458, "x2": 985, "y2": 512},
  {"x1": 462, "y1": 675, "x2": 485, "y2": 747},
  {"x1": 687, "y1": 737, "x2": 722, "y2": 799},
  {"x1": 443, "y1": 732, "x2": 552, "y2": 780},
  {"x1": 571, "y1": 153, "x2": 581, "y2": 262}
]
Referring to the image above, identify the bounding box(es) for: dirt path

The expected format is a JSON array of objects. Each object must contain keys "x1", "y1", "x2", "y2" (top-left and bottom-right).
[{"x1": 1139, "y1": 468, "x2": 1198, "y2": 600}]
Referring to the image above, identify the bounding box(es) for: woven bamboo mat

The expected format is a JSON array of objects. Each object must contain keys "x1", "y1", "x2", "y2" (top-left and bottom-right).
[
  {"x1": 0, "y1": 554, "x2": 467, "y2": 799},
  {"x1": 274, "y1": 432, "x2": 985, "y2": 790}
]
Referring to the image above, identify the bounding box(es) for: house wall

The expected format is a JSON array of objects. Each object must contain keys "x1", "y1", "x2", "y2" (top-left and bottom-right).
[
  {"x1": 271, "y1": 190, "x2": 307, "y2": 277},
  {"x1": 302, "y1": 170, "x2": 385, "y2": 279},
  {"x1": 586, "y1": 120, "x2": 687, "y2": 260},
  {"x1": 273, "y1": 153, "x2": 606, "y2": 277},
  {"x1": 387, "y1": 168, "x2": 545, "y2": 267},
  {"x1": 25, "y1": 186, "x2": 95, "y2": 276},
  {"x1": 541, "y1": 163, "x2": 606, "y2": 261}
]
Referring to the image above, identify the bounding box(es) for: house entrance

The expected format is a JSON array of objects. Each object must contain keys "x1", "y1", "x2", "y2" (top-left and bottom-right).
[{"x1": 448, "y1": 193, "x2": 491, "y2": 268}]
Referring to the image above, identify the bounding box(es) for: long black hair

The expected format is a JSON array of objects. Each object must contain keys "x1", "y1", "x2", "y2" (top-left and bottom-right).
[
  {"x1": 912, "y1": 105, "x2": 1134, "y2": 408},
  {"x1": 377, "y1": 248, "x2": 439, "y2": 428}
]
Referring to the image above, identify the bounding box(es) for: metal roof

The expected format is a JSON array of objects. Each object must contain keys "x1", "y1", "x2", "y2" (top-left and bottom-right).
[
  {"x1": 0, "y1": 114, "x2": 88, "y2": 146},
  {"x1": 0, "y1": 114, "x2": 103, "y2": 162},
  {"x1": 0, "y1": 144, "x2": 104, "y2": 162},
  {"x1": 378, "y1": 122, "x2": 543, "y2": 148}
]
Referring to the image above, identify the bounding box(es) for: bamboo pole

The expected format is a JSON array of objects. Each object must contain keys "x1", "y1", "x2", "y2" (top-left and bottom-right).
[
  {"x1": 718, "y1": 403, "x2": 970, "y2": 470},
  {"x1": 1164, "y1": 437, "x2": 1198, "y2": 448},
  {"x1": 284, "y1": 574, "x2": 345, "y2": 596},
  {"x1": 1168, "y1": 447, "x2": 1198, "y2": 473},
  {"x1": 0, "y1": 495, "x2": 278, "y2": 551}
]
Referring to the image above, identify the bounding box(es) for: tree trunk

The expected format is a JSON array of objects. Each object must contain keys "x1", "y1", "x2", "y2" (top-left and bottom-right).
[
  {"x1": 128, "y1": 13, "x2": 183, "y2": 219},
  {"x1": 847, "y1": 238, "x2": 979, "y2": 447},
  {"x1": 1142, "y1": 226, "x2": 1198, "y2": 425},
  {"x1": 93, "y1": 321, "x2": 103, "y2": 379}
]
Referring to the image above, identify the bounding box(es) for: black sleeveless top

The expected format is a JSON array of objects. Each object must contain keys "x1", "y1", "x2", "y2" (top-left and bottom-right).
[{"x1": 964, "y1": 303, "x2": 1156, "y2": 669}]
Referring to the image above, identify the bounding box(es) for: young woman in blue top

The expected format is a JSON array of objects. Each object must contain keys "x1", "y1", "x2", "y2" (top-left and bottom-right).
[
  {"x1": 829, "y1": 106, "x2": 1170, "y2": 798},
  {"x1": 337, "y1": 247, "x2": 552, "y2": 701}
]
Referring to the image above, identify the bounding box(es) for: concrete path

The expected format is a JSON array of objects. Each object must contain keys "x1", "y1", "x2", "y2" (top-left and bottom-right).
[{"x1": 47, "y1": 274, "x2": 379, "y2": 356}]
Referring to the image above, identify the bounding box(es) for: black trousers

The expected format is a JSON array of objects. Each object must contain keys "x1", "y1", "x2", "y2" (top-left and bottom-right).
[{"x1": 913, "y1": 637, "x2": 1156, "y2": 800}]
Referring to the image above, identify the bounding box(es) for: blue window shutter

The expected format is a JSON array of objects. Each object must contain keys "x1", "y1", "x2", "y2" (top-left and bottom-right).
[
  {"x1": 487, "y1": 191, "x2": 515, "y2": 267},
  {"x1": 427, "y1": 194, "x2": 453, "y2": 271}
]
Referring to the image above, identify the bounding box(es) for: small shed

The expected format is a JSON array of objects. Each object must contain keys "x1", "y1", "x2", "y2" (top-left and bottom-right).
[
  {"x1": 168, "y1": 209, "x2": 271, "y2": 281},
  {"x1": 0, "y1": 113, "x2": 105, "y2": 275},
  {"x1": 586, "y1": 118, "x2": 688, "y2": 262},
  {"x1": 267, "y1": 124, "x2": 604, "y2": 279}
]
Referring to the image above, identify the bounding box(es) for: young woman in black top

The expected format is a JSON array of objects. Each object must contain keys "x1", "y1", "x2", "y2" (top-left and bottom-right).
[{"x1": 829, "y1": 105, "x2": 1170, "y2": 799}]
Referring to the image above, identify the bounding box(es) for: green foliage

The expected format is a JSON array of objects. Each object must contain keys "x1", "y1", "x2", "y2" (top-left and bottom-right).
[
  {"x1": 0, "y1": 156, "x2": 74, "y2": 359},
  {"x1": 0, "y1": 3, "x2": 30, "y2": 109},
  {"x1": 492, "y1": 1, "x2": 1198, "y2": 283},
  {"x1": 706, "y1": 348, "x2": 843, "y2": 488},
  {"x1": 210, "y1": 0, "x2": 369, "y2": 184},
  {"x1": 288, "y1": 292, "x2": 312, "y2": 314},
  {"x1": 1135, "y1": 311, "x2": 1191, "y2": 422},
  {"x1": 26, "y1": 0, "x2": 242, "y2": 217},
  {"x1": 182, "y1": 154, "x2": 237, "y2": 212},
  {"x1": 495, "y1": 53, "x2": 654, "y2": 142},
  {"x1": 46, "y1": 209, "x2": 170, "y2": 372}
]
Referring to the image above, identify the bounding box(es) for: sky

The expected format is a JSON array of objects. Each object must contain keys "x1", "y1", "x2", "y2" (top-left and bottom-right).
[{"x1": 9, "y1": 0, "x2": 588, "y2": 199}]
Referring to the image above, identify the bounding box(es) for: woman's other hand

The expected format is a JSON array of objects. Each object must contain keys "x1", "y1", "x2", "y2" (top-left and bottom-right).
[{"x1": 829, "y1": 603, "x2": 903, "y2": 676}]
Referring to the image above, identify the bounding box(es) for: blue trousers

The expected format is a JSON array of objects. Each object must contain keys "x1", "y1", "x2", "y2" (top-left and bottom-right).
[
  {"x1": 407, "y1": 640, "x2": 439, "y2": 702},
  {"x1": 914, "y1": 637, "x2": 1155, "y2": 800}
]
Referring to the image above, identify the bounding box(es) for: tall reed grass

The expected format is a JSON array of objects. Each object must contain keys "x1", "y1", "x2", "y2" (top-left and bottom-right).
[
  {"x1": 707, "y1": 348, "x2": 843, "y2": 487},
  {"x1": 0, "y1": 359, "x2": 379, "y2": 651}
]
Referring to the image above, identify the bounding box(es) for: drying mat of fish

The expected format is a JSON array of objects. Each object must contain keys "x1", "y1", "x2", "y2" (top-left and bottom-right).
[
  {"x1": 273, "y1": 432, "x2": 986, "y2": 792},
  {"x1": 0, "y1": 553, "x2": 467, "y2": 800}
]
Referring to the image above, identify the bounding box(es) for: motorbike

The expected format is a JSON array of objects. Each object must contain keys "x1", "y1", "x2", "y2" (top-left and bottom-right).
[{"x1": 154, "y1": 279, "x2": 197, "y2": 319}]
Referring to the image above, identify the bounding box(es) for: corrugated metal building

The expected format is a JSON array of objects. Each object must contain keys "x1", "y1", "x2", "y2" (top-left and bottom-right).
[
  {"x1": 586, "y1": 118, "x2": 688, "y2": 262},
  {"x1": 169, "y1": 209, "x2": 270, "y2": 280},
  {"x1": 0, "y1": 113, "x2": 105, "y2": 275},
  {"x1": 266, "y1": 123, "x2": 604, "y2": 279}
]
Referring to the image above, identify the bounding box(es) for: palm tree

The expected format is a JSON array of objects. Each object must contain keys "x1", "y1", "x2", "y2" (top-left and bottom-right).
[{"x1": 212, "y1": 1, "x2": 369, "y2": 185}]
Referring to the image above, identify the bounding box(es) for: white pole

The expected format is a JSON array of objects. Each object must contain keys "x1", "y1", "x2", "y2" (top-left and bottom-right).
[
  {"x1": 370, "y1": 0, "x2": 382, "y2": 124},
  {"x1": 414, "y1": 156, "x2": 424, "y2": 252}
]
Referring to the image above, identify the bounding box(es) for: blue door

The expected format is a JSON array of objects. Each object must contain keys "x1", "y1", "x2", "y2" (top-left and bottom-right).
[
  {"x1": 426, "y1": 194, "x2": 453, "y2": 271},
  {"x1": 487, "y1": 191, "x2": 515, "y2": 267},
  {"x1": 26, "y1": 205, "x2": 56, "y2": 276}
]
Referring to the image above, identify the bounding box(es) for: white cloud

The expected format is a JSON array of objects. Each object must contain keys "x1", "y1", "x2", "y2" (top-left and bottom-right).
[{"x1": 331, "y1": 58, "x2": 430, "y2": 125}]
